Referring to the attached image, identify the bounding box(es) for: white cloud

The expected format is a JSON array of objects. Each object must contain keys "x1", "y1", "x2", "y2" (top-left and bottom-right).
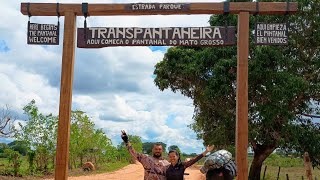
[{"x1": 0, "y1": 63, "x2": 60, "y2": 115}]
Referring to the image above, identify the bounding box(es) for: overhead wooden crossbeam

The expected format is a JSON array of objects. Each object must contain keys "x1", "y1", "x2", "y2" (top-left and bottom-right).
[{"x1": 21, "y1": 2, "x2": 298, "y2": 16}]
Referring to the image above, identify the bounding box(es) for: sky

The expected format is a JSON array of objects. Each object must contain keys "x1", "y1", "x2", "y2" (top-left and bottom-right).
[{"x1": 0, "y1": 0, "x2": 224, "y2": 154}]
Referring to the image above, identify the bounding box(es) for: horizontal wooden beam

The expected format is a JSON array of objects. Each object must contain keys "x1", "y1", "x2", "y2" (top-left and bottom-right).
[{"x1": 21, "y1": 2, "x2": 298, "y2": 16}]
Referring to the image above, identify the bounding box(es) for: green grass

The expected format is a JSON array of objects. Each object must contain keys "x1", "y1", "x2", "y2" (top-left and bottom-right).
[
  {"x1": 262, "y1": 154, "x2": 303, "y2": 167},
  {"x1": 195, "y1": 153, "x2": 320, "y2": 179},
  {"x1": 0, "y1": 157, "x2": 130, "y2": 179},
  {"x1": 261, "y1": 165, "x2": 320, "y2": 180},
  {"x1": 0, "y1": 156, "x2": 31, "y2": 177},
  {"x1": 250, "y1": 154, "x2": 320, "y2": 179}
]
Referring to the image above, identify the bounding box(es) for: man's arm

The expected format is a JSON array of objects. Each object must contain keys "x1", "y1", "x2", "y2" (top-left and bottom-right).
[
  {"x1": 126, "y1": 142, "x2": 146, "y2": 162},
  {"x1": 183, "y1": 153, "x2": 204, "y2": 168},
  {"x1": 162, "y1": 159, "x2": 170, "y2": 166}
]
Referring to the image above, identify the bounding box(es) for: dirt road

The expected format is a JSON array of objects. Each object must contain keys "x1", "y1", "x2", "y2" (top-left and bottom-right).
[
  {"x1": 63, "y1": 163, "x2": 205, "y2": 180},
  {"x1": 0, "y1": 163, "x2": 205, "y2": 180}
]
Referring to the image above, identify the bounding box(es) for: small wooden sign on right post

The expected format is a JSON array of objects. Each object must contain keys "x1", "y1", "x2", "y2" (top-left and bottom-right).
[{"x1": 255, "y1": 22, "x2": 288, "y2": 45}]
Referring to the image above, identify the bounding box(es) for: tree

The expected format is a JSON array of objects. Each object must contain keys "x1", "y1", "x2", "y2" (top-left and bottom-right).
[
  {"x1": 4, "y1": 149, "x2": 22, "y2": 176},
  {"x1": 118, "y1": 134, "x2": 143, "y2": 163},
  {"x1": 153, "y1": 0, "x2": 320, "y2": 179},
  {"x1": 128, "y1": 135, "x2": 143, "y2": 163},
  {"x1": 143, "y1": 142, "x2": 167, "y2": 155},
  {"x1": 104, "y1": 145, "x2": 119, "y2": 163},
  {"x1": 90, "y1": 129, "x2": 113, "y2": 165},
  {"x1": 283, "y1": 119, "x2": 320, "y2": 168},
  {"x1": 168, "y1": 145, "x2": 181, "y2": 153},
  {"x1": 0, "y1": 105, "x2": 16, "y2": 137},
  {"x1": 142, "y1": 142, "x2": 154, "y2": 154},
  {"x1": 0, "y1": 143, "x2": 9, "y2": 157},
  {"x1": 69, "y1": 110, "x2": 114, "y2": 168},
  {"x1": 14, "y1": 100, "x2": 58, "y2": 172},
  {"x1": 8, "y1": 141, "x2": 28, "y2": 156},
  {"x1": 69, "y1": 110, "x2": 95, "y2": 168}
]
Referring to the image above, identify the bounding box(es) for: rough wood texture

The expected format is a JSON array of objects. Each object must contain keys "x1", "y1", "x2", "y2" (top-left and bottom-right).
[
  {"x1": 21, "y1": 2, "x2": 298, "y2": 16},
  {"x1": 55, "y1": 11, "x2": 76, "y2": 180},
  {"x1": 304, "y1": 152, "x2": 313, "y2": 180},
  {"x1": 236, "y1": 11, "x2": 249, "y2": 180}
]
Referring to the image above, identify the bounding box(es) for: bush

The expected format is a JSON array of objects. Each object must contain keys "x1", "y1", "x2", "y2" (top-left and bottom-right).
[
  {"x1": 4, "y1": 149, "x2": 22, "y2": 177},
  {"x1": 0, "y1": 153, "x2": 6, "y2": 158},
  {"x1": 264, "y1": 154, "x2": 302, "y2": 167}
]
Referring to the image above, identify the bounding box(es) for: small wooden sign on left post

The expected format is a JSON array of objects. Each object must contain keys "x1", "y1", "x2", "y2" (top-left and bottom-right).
[{"x1": 27, "y1": 22, "x2": 60, "y2": 45}]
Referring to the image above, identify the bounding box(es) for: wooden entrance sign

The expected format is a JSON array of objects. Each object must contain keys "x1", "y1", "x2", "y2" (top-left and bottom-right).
[
  {"x1": 20, "y1": 2, "x2": 298, "y2": 180},
  {"x1": 77, "y1": 26, "x2": 236, "y2": 47}
]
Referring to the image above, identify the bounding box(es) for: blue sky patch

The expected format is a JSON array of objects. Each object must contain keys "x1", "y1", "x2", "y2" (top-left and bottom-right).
[
  {"x1": 165, "y1": 114, "x2": 178, "y2": 128},
  {"x1": 313, "y1": 118, "x2": 320, "y2": 123},
  {"x1": 150, "y1": 74, "x2": 156, "y2": 79},
  {"x1": 0, "y1": 137, "x2": 12, "y2": 144},
  {"x1": 149, "y1": 46, "x2": 168, "y2": 52},
  {"x1": 0, "y1": 40, "x2": 10, "y2": 52},
  {"x1": 145, "y1": 129, "x2": 162, "y2": 139}
]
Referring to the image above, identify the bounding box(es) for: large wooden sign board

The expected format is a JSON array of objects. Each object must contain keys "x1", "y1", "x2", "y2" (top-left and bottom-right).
[
  {"x1": 20, "y1": 2, "x2": 298, "y2": 180},
  {"x1": 77, "y1": 26, "x2": 236, "y2": 48}
]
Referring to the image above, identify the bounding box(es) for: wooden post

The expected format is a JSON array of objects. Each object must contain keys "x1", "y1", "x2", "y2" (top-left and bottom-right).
[
  {"x1": 263, "y1": 165, "x2": 267, "y2": 180},
  {"x1": 236, "y1": 11, "x2": 249, "y2": 180},
  {"x1": 304, "y1": 152, "x2": 313, "y2": 180},
  {"x1": 277, "y1": 166, "x2": 281, "y2": 180},
  {"x1": 55, "y1": 11, "x2": 76, "y2": 180}
]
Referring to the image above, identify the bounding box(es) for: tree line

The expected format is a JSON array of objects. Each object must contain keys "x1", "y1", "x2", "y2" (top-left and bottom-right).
[{"x1": 0, "y1": 100, "x2": 190, "y2": 177}]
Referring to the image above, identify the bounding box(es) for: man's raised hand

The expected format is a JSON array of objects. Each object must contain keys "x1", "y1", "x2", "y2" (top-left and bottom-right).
[
  {"x1": 202, "y1": 145, "x2": 215, "y2": 156},
  {"x1": 206, "y1": 145, "x2": 214, "y2": 152},
  {"x1": 121, "y1": 130, "x2": 129, "y2": 143}
]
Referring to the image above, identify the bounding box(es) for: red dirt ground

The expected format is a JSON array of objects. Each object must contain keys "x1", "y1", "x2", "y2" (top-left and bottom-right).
[{"x1": 48, "y1": 163, "x2": 205, "y2": 180}]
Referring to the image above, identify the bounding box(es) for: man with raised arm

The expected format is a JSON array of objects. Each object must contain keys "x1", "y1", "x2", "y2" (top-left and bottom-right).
[{"x1": 121, "y1": 130, "x2": 170, "y2": 180}]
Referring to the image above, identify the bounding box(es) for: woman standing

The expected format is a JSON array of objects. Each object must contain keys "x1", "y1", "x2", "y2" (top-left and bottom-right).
[{"x1": 166, "y1": 145, "x2": 214, "y2": 180}]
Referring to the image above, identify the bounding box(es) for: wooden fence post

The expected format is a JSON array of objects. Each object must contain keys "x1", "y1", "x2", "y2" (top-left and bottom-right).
[
  {"x1": 304, "y1": 152, "x2": 313, "y2": 180},
  {"x1": 276, "y1": 166, "x2": 281, "y2": 180},
  {"x1": 263, "y1": 165, "x2": 267, "y2": 180}
]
